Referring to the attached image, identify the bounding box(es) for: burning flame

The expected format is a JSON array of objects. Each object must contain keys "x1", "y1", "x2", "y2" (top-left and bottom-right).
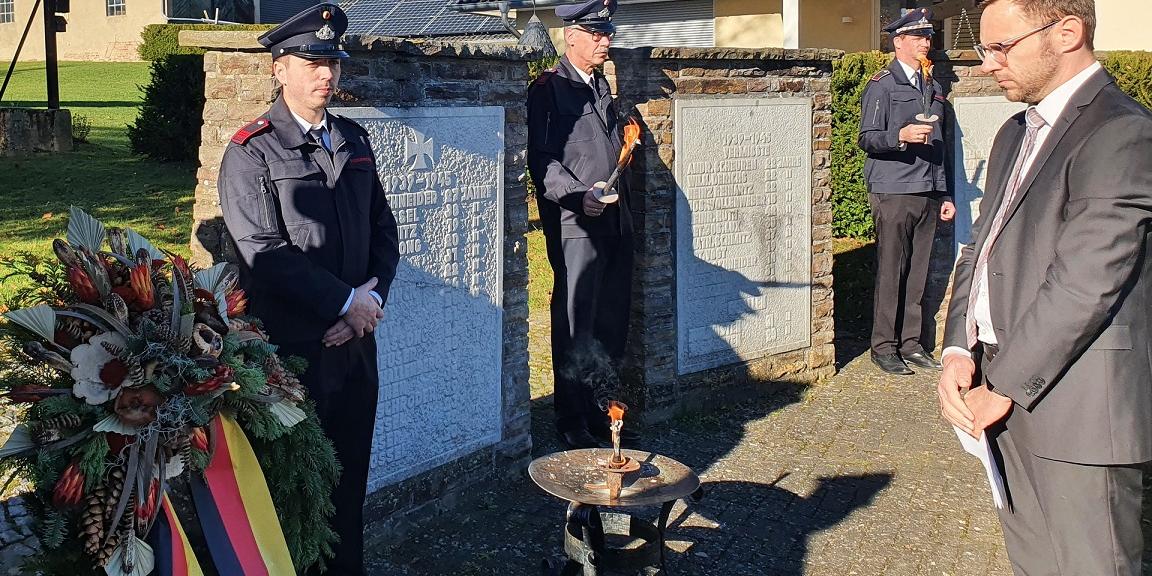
[
  {"x1": 618, "y1": 118, "x2": 641, "y2": 165},
  {"x1": 607, "y1": 400, "x2": 626, "y2": 422},
  {"x1": 917, "y1": 55, "x2": 933, "y2": 84}
]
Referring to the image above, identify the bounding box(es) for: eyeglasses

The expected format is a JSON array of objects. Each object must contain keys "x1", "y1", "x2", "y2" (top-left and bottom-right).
[
  {"x1": 576, "y1": 26, "x2": 614, "y2": 42},
  {"x1": 974, "y1": 19, "x2": 1060, "y2": 64}
]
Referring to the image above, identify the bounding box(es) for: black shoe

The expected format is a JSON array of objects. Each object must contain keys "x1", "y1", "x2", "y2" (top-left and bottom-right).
[
  {"x1": 557, "y1": 429, "x2": 607, "y2": 450},
  {"x1": 902, "y1": 350, "x2": 942, "y2": 370},
  {"x1": 871, "y1": 352, "x2": 914, "y2": 375}
]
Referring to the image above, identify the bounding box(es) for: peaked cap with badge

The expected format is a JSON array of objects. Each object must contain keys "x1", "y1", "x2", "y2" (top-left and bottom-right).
[
  {"x1": 883, "y1": 7, "x2": 934, "y2": 37},
  {"x1": 556, "y1": 0, "x2": 618, "y2": 33},
  {"x1": 257, "y1": 2, "x2": 349, "y2": 60}
]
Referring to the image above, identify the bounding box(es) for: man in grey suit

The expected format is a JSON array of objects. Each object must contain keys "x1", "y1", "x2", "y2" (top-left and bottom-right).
[{"x1": 938, "y1": 0, "x2": 1152, "y2": 574}]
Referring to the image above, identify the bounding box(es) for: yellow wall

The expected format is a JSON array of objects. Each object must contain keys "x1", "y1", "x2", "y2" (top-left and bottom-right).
[
  {"x1": 799, "y1": 0, "x2": 875, "y2": 52},
  {"x1": 0, "y1": 0, "x2": 165, "y2": 61},
  {"x1": 715, "y1": 0, "x2": 782, "y2": 48},
  {"x1": 1094, "y1": 0, "x2": 1152, "y2": 51}
]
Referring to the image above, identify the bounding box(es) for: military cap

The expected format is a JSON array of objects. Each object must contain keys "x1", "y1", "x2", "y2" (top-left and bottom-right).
[
  {"x1": 883, "y1": 7, "x2": 934, "y2": 37},
  {"x1": 556, "y1": 0, "x2": 617, "y2": 33},
  {"x1": 257, "y1": 3, "x2": 349, "y2": 60}
]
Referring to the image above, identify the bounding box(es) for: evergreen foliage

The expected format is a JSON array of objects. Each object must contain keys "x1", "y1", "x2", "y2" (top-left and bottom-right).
[
  {"x1": 129, "y1": 24, "x2": 270, "y2": 162},
  {"x1": 0, "y1": 213, "x2": 339, "y2": 574},
  {"x1": 127, "y1": 55, "x2": 206, "y2": 162},
  {"x1": 830, "y1": 51, "x2": 891, "y2": 240},
  {"x1": 1101, "y1": 51, "x2": 1152, "y2": 111}
]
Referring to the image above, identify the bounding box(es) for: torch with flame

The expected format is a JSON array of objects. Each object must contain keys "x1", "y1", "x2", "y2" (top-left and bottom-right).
[
  {"x1": 607, "y1": 400, "x2": 628, "y2": 466},
  {"x1": 593, "y1": 117, "x2": 642, "y2": 204},
  {"x1": 915, "y1": 55, "x2": 939, "y2": 123}
]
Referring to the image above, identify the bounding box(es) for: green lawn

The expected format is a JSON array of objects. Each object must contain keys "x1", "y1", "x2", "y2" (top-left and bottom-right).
[{"x1": 0, "y1": 62, "x2": 196, "y2": 304}]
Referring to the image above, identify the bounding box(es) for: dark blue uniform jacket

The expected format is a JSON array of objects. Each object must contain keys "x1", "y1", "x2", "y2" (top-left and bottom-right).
[
  {"x1": 858, "y1": 58, "x2": 948, "y2": 194},
  {"x1": 218, "y1": 96, "x2": 400, "y2": 343},
  {"x1": 527, "y1": 55, "x2": 632, "y2": 238}
]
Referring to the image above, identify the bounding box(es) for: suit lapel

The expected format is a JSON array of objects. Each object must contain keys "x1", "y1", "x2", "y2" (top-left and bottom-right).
[
  {"x1": 974, "y1": 115, "x2": 1026, "y2": 250},
  {"x1": 999, "y1": 70, "x2": 1112, "y2": 226}
]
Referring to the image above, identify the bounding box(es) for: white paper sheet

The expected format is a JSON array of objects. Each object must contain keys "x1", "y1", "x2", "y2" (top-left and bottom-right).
[{"x1": 953, "y1": 425, "x2": 1007, "y2": 509}]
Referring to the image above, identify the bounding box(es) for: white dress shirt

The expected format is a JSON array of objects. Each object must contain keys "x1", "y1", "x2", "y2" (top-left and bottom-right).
[
  {"x1": 897, "y1": 59, "x2": 921, "y2": 88},
  {"x1": 572, "y1": 65, "x2": 596, "y2": 89},
  {"x1": 945, "y1": 62, "x2": 1103, "y2": 359}
]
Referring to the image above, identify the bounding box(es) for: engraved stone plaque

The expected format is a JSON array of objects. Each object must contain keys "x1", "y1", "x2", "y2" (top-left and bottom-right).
[
  {"x1": 339, "y1": 106, "x2": 504, "y2": 491},
  {"x1": 674, "y1": 98, "x2": 812, "y2": 375},
  {"x1": 951, "y1": 96, "x2": 1026, "y2": 253}
]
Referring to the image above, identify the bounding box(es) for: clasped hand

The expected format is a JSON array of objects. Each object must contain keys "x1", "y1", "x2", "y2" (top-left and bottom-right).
[
  {"x1": 323, "y1": 278, "x2": 384, "y2": 347},
  {"x1": 937, "y1": 354, "x2": 1013, "y2": 438}
]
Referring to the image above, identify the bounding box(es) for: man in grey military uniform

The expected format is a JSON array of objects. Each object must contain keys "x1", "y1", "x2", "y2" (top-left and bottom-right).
[
  {"x1": 216, "y1": 4, "x2": 399, "y2": 575},
  {"x1": 527, "y1": 0, "x2": 638, "y2": 449},
  {"x1": 858, "y1": 8, "x2": 956, "y2": 376}
]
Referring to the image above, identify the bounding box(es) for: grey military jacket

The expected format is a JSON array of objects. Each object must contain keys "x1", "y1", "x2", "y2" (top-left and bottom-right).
[
  {"x1": 858, "y1": 58, "x2": 948, "y2": 194},
  {"x1": 218, "y1": 96, "x2": 400, "y2": 344},
  {"x1": 527, "y1": 55, "x2": 633, "y2": 238}
]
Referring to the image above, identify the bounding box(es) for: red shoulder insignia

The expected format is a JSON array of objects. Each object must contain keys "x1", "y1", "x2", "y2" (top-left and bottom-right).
[
  {"x1": 934, "y1": 94, "x2": 946, "y2": 102},
  {"x1": 231, "y1": 117, "x2": 272, "y2": 145},
  {"x1": 870, "y1": 70, "x2": 891, "y2": 82}
]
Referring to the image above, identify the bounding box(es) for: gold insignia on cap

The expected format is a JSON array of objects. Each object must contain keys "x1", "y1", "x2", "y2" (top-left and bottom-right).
[
  {"x1": 598, "y1": 7, "x2": 610, "y2": 17},
  {"x1": 316, "y1": 23, "x2": 336, "y2": 40},
  {"x1": 322, "y1": 9, "x2": 332, "y2": 20}
]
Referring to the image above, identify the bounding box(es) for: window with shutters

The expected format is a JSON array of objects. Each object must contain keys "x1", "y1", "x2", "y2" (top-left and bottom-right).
[
  {"x1": 0, "y1": 0, "x2": 14, "y2": 24},
  {"x1": 612, "y1": 0, "x2": 715, "y2": 49},
  {"x1": 107, "y1": 0, "x2": 126, "y2": 17}
]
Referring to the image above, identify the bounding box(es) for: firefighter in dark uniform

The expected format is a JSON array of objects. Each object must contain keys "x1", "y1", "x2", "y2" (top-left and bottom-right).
[
  {"x1": 216, "y1": 4, "x2": 399, "y2": 574},
  {"x1": 527, "y1": 0, "x2": 638, "y2": 449},
  {"x1": 858, "y1": 8, "x2": 956, "y2": 376}
]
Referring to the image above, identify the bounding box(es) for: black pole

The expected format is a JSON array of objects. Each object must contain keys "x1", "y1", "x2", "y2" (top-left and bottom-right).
[
  {"x1": 43, "y1": 0, "x2": 59, "y2": 110},
  {"x1": 0, "y1": 0, "x2": 44, "y2": 103}
]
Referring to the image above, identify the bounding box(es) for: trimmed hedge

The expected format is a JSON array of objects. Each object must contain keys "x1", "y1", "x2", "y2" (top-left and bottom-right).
[
  {"x1": 128, "y1": 55, "x2": 206, "y2": 162},
  {"x1": 130, "y1": 24, "x2": 272, "y2": 162},
  {"x1": 1101, "y1": 51, "x2": 1152, "y2": 111},
  {"x1": 830, "y1": 51, "x2": 891, "y2": 240},
  {"x1": 137, "y1": 23, "x2": 272, "y2": 61}
]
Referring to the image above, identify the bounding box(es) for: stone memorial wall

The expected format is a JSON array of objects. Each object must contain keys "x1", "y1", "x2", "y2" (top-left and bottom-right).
[
  {"x1": 337, "y1": 106, "x2": 506, "y2": 491},
  {"x1": 608, "y1": 47, "x2": 840, "y2": 421},
  {"x1": 674, "y1": 98, "x2": 813, "y2": 374},
  {"x1": 949, "y1": 96, "x2": 1026, "y2": 251},
  {"x1": 182, "y1": 31, "x2": 535, "y2": 531}
]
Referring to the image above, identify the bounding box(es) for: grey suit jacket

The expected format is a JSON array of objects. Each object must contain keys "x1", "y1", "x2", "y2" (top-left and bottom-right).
[{"x1": 943, "y1": 70, "x2": 1152, "y2": 465}]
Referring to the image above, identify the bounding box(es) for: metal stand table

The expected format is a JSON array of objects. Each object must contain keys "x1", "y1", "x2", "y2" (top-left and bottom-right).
[{"x1": 529, "y1": 448, "x2": 701, "y2": 575}]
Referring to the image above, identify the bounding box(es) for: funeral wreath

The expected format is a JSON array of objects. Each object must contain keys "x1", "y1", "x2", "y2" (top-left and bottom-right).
[{"x1": 0, "y1": 208, "x2": 339, "y2": 575}]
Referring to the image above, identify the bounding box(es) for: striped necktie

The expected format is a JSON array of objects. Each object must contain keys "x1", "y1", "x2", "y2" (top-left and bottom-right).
[{"x1": 965, "y1": 107, "x2": 1046, "y2": 347}]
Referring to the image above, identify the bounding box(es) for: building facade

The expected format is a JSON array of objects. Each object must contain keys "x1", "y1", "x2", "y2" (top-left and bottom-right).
[
  {"x1": 511, "y1": 0, "x2": 1151, "y2": 55},
  {"x1": 0, "y1": 0, "x2": 165, "y2": 61}
]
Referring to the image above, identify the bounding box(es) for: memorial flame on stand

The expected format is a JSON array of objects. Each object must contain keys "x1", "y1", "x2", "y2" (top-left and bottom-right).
[
  {"x1": 607, "y1": 400, "x2": 627, "y2": 466},
  {"x1": 599, "y1": 400, "x2": 639, "y2": 501}
]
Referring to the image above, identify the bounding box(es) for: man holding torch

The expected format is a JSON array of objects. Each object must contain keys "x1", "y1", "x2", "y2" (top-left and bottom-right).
[
  {"x1": 527, "y1": 0, "x2": 640, "y2": 449},
  {"x1": 858, "y1": 8, "x2": 956, "y2": 376}
]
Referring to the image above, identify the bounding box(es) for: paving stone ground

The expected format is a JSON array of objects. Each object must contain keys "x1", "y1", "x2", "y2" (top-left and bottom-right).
[{"x1": 367, "y1": 332, "x2": 1020, "y2": 576}]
